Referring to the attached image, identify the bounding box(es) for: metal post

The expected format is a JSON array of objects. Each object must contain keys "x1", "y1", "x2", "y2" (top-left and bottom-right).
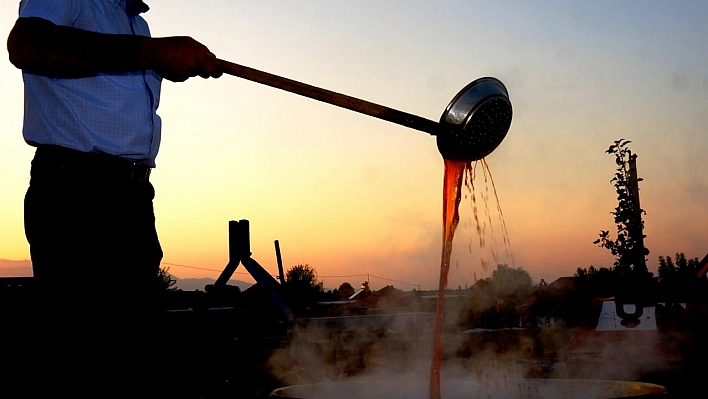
[
  {"x1": 214, "y1": 219, "x2": 251, "y2": 288},
  {"x1": 215, "y1": 219, "x2": 293, "y2": 318},
  {"x1": 275, "y1": 240, "x2": 285, "y2": 284},
  {"x1": 232, "y1": 219, "x2": 251, "y2": 260},
  {"x1": 240, "y1": 257, "x2": 294, "y2": 319}
]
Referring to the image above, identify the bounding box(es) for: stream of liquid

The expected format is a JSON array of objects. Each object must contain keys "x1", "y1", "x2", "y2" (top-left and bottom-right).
[
  {"x1": 464, "y1": 159, "x2": 513, "y2": 274},
  {"x1": 430, "y1": 158, "x2": 510, "y2": 399},
  {"x1": 429, "y1": 158, "x2": 467, "y2": 399}
]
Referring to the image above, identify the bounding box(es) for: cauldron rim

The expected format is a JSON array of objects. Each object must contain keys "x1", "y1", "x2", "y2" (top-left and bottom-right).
[{"x1": 270, "y1": 377, "x2": 666, "y2": 399}]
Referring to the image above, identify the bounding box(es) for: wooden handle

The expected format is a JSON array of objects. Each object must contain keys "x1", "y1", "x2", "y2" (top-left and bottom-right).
[{"x1": 215, "y1": 59, "x2": 441, "y2": 135}]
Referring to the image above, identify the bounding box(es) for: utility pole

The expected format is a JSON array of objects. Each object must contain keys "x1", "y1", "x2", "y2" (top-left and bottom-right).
[{"x1": 627, "y1": 154, "x2": 648, "y2": 274}]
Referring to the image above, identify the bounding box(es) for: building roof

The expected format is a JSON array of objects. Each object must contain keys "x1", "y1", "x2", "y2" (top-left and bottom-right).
[{"x1": 696, "y1": 253, "x2": 708, "y2": 278}]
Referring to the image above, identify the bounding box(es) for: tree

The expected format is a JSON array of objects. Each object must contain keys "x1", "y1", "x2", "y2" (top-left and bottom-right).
[
  {"x1": 575, "y1": 265, "x2": 619, "y2": 298},
  {"x1": 658, "y1": 253, "x2": 701, "y2": 299},
  {"x1": 657, "y1": 255, "x2": 677, "y2": 285},
  {"x1": 593, "y1": 139, "x2": 651, "y2": 279},
  {"x1": 156, "y1": 266, "x2": 177, "y2": 292},
  {"x1": 337, "y1": 282, "x2": 355, "y2": 299},
  {"x1": 284, "y1": 263, "x2": 324, "y2": 311},
  {"x1": 489, "y1": 264, "x2": 533, "y2": 298},
  {"x1": 462, "y1": 264, "x2": 533, "y2": 329},
  {"x1": 285, "y1": 263, "x2": 323, "y2": 292}
]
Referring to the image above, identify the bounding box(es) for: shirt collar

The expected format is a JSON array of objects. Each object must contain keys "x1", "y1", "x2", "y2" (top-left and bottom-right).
[
  {"x1": 130, "y1": 0, "x2": 150, "y2": 15},
  {"x1": 112, "y1": 0, "x2": 150, "y2": 16}
]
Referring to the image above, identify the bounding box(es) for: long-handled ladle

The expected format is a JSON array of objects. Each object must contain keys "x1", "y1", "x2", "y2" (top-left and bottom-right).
[{"x1": 215, "y1": 59, "x2": 512, "y2": 161}]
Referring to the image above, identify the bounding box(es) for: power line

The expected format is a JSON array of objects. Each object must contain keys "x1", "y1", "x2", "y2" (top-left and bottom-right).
[
  {"x1": 369, "y1": 274, "x2": 420, "y2": 288},
  {"x1": 163, "y1": 262, "x2": 421, "y2": 288},
  {"x1": 161, "y1": 262, "x2": 250, "y2": 276}
]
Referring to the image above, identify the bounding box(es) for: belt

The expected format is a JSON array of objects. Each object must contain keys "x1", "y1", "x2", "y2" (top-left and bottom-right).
[{"x1": 33, "y1": 145, "x2": 152, "y2": 182}]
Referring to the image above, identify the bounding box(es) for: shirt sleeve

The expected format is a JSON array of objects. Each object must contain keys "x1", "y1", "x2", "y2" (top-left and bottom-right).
[{"x1": 19, "y1": 0, "x2": 79, "y2": 27}]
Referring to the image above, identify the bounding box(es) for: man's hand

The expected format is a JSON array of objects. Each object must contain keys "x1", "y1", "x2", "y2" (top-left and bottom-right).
[
  {"x1": 7, "y1": 17, "x2": 222, "y2": 81},
  {"x1": 140, "y1": 36, "x2": 222, "y2": 82}
]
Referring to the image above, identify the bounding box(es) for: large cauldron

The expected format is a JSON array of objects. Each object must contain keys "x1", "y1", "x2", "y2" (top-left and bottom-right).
[{"x1": 270, "y1": 377, "x2": 666, "y2": 399}]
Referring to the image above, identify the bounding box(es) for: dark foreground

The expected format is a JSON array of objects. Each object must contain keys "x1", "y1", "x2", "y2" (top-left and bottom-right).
[{"x1": 1, "y1": 282, "x2": 706, "y2": 399}]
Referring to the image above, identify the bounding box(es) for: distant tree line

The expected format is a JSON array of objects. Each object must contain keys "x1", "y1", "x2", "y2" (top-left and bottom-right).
[
  {"x1": 459, "y1": 264, "x2": 534, "y2": 330},
  {"x1": 281, "y1": 263, "x2": 371, "y2": 314},
  {"x1": 575, "y1": 252, "x2": 707, "y2": 303}
]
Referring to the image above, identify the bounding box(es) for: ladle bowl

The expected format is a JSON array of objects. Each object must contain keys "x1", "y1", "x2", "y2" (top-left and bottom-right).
[
  {"x1": 270, "y1": 377, "x2": 666, "y2": 399},
  {"x1": 436, "y1": 77, "x2": 512, "y2": 161}
]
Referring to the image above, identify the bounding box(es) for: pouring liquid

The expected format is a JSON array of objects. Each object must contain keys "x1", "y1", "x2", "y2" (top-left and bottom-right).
[
  {"x1": 430, "y1": 158, "x2": 511, "y2": 399},
  {"x1": 430, "y1": 158, "x2": 467, "y2": 399},
  {"x1": 464, "y1": 159, "x2": 514, "y2": 273}
]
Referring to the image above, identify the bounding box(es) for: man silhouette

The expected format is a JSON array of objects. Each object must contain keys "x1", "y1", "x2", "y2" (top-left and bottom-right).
[{"x1": 6, "y1": 1, "x2": 221, "y2": 397}]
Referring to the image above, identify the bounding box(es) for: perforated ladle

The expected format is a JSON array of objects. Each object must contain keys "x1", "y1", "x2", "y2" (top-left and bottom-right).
[{"x1": 215, "y1": 59, "x2": 512, "y2": 161}]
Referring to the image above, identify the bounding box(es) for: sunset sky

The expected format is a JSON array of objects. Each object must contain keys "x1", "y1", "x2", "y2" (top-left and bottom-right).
[{"x1": 1, "y1": 1, "x2": 707, "y2": 291}]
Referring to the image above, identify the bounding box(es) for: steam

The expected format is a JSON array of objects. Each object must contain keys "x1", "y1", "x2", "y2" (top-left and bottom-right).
[
  {"x1": 266, "y1": 310, "x2": 546, "y2": 398},
  {"x1": 265, "y1": 300, "x2": 672, "y2": 398},
  {"x1": 268, "y1": 313, "x2": 438, "y2": 385},
  {"x1": 565, "y1": 302, "x2": 682, "y2": 383}
]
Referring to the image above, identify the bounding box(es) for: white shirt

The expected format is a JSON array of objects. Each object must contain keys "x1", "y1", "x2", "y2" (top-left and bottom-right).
[{"x1": 19, "y1": 0, "x2": 162, "y2": 167}]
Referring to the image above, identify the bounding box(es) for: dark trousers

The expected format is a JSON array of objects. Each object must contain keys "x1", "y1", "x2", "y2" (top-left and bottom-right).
[{"x1": 9, "y1": 146, "x2": 164, "y2": 398}]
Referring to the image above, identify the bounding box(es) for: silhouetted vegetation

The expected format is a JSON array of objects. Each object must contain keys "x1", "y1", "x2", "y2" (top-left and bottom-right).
[
  {"x1": 575, "y1": 265, "x2": 622, "y2": 297},
  {"x1": 658, "y1": 253, "x2": 701, "y2": 285},
  {"x1": 332, "y1": 282, "x2": 355, "y2": 299},
  {"x1": 460, "y1": 264, "x2": 534, "y2": 330},
  {"x1": 156, "y1": 266, "x2": 178, "y2": 292},
  {"x1": 657, "y1": 253, "x2": 705, "y2": 302},
  {"x1": 283, "y1": 263, "x2": 325, "y2": 312},
  {"x1": 594, "y1": 139, "x2": 651, "y2": 279},
  {"x1": 574, "y1": 252, "x2": 707, "y2": 304},
  {"x1": 284, "y1": 263, "x2": 322, "y2": 291}
]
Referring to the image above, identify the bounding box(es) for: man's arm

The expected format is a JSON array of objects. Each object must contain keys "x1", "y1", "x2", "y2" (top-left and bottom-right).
[{"x1": 7, "y1": 17, "x2": 222, "y2": 82}]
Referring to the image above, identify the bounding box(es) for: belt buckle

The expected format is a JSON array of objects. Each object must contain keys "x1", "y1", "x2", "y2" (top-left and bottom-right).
[{"x1": 130, "y1": 163, "x2": 151, "y2": 181}]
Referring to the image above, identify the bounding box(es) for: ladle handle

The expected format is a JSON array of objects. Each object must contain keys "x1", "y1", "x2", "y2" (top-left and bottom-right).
[{"x1": 215, "y1": 58, "x2": 441, "y2": 135}]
